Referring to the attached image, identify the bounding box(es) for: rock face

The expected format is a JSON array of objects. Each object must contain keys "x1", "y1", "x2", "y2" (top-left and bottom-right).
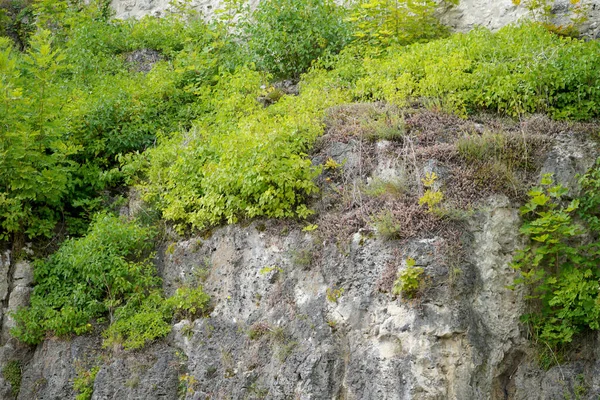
[
  {"x1": 0, "y1": 124, "x2": 599, "y2": 399},
  {"x1": 109, "y1": 0, "x2": 229, "y2": 19},
  {"x1": 160, "y1": 196, "x2": 524, "y2": 399},
  {"x1": 110, "y1": 0, "x2": 600, "y2": 37},
  {"x1": 439, "y1": 0, "x2": 600, "y2": 38}
]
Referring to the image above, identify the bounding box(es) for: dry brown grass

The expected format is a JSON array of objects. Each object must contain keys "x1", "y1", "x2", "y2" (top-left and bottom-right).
[{"x1": 311, "y1": 104, "x2": 579, "y2": 245}]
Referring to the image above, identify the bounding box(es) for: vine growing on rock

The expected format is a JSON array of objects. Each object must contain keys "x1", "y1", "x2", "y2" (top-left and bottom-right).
[{"x1": 511, "y1": 168, "x2": 600, "y2": 365}]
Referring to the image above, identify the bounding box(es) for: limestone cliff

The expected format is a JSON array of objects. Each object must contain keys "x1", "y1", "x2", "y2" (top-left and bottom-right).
[
  {"x1": 1, "y1": 111, "x2": 599, "y2": 399},
  {"x1": 110, "y1": 0, "x2": 600, "y2": 37}
]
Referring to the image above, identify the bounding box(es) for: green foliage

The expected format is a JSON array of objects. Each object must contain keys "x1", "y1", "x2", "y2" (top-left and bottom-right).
[
  {"x1": 343, "y1": 23, "x2": 600, "y2": 120},
  {"x1": 11, "y1": 213, "x2": 157, "y2": 345},
  {"x1": 326, "y1": 286, "x2": 344, "y2": 303},
  {"x1": 73, "y1": 365, "x2": 99, "y2": 400},
  {"x1": 419, "y1": 172, "x2": 443, "y2": 213},
  {"x1": 392, "y1": 257, "x2": 424, "y2": 299},
  {"x1": 102, "y1": 291, "x2": 171, "y2": 350},
  {"x1": 2, "y1": 360, "x2": 21, "y2": 397},
  {"x1": 236, "y1": 0, "x2": 351, "y2": 78},
  {"x1": 5, "y1": 0, "x2": 600, "y2": 244},
  {"x1": 138, "y1": 67, "x2": 350, "y2": 232},
  {"x1": 165, "y1": 285, "x2": 211, "y2": 321},
  {"x1": 349, "y1": 0, "x2": 458, "y2": 47},
  {"x1": 371, "y1": 210, "x2": 402, "y2": 240},
  {"x1": 0, "y1": 31, "x2": 78, "y2": 240},
  {"x1": 103, "y1": 285, "x2": 210, "y2": 350},
  {"x1": 0, "y1": 1, "x2": 241, "y2": 240},
  {"x1": 511, "y1": 172, "x2": 600, "y2": 351}
]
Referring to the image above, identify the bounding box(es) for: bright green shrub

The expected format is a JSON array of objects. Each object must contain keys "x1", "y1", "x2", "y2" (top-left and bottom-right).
[
  {"x1": 0, "y1": 32, "x2": 77, "y2": 240},
  {"x1": 166, "y1": 286, "x2": 211, "y2": 321},
  {"x1": 73, "y1": 365, "x2": 99, "y2": 400},
  {"x1": 237, "y1": 0, "x2": 351, "y2": 78},
  {"x1": 102, "y1": 291, "x2": 172, "y2": 350},
  {"x1": 348, "y1": 0, "x2": 458, "y2": 47},
  {"x1": 11, "y1": 213, "x2": 158, "y2": 345},
  {"x1": 0, "y1": 0, "x2": 241, "y2": 239},
  {"x1": 392, "y1": 258, "x2": 424, "y2": 299},
  {"x1": 346, "y1": 23, "x2": 600, "y2": 120},
  {"x1": 512, "y1": 172, "x2": 600, "y2": 351},
  {"x1": 138, "y1": 67, "x2": 350, "y2": 232},
  {"x1": 103, "y1": 286, "x2": 210, "y2": 350}
]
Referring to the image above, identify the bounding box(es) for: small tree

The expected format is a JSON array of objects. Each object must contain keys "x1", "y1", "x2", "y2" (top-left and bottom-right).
[
  {"x1": 238, "y1": 0, "x2": 352, "y2": 79},
  {"x1": 349, "y1": 0, "x2": 459, "y2": 47}
]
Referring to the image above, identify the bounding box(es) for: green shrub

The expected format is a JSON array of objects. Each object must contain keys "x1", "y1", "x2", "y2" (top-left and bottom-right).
[
  {"x1": 165, "y1": 286, "x2": 211, "y2": 321},
  {"x1": 102, "y1": 291, "x2": 172, "y2": 350},
  {"x1": 237, "y1": 0, "x2": 351, "y2": 78},
  {"x1": 512, "y1": 172, "x2": 600, "y2": 351},
  {"x1": 0, "y1": 31, "x2": 77, "y2": 240},
  {"x1": 73, "y1": 365, "x2": 100, "y2": 400},
  {"x1": 103, "y1": 286, "x2": 210, "y2": 350},
  {"x1": 138, "y1": 66, "x2": 350, "y2": 232},
  {"x1": 392, "y1": 258, "x2": 424, "y2": 299},
  {"x1": 11, "y1": 213, "x2": 157, "y2": 345},
  {"x1": 346, "y1": 23, "x2": 600, "y2": 120},
  {"x1": 348, "y1": 0, "x2": 458, "y2": 47},
  {"x1": 0, "y1": 0, "x2": 241, "y2": 240},
  {"x1": 2, "y1": 360, "x2": 21, "y2": 397}
]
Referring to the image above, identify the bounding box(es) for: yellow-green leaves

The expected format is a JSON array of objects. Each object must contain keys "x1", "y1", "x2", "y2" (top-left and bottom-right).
[
  {"x1": 392, "y1": 257, "x2": 425, "y2": 299},
  {"x1": 349, "y1": 0, "x2": 456, "y2": 47},
  {"x1": 419, "y1": 172, "x2": 443, "y2": 213},
  {"x1": 140, "y1": 67, "x2": 349, "y2": 233}
]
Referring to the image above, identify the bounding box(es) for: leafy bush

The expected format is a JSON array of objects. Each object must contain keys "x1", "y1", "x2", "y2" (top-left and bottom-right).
[
  {"x1": 237, "y1": 0, "x2": 351, "y2": 78},
  {"x1": 0, "y1": 0, "x2": 243, "y2": 240},
  {"x1": 392, "y1": 258, "x2": 424, "y2": 299},
  {"x1": 345, "y1": 23, "x2": 600, "y2": 120},
  {"x1": 166, "y1": 286, "x2": 211, "y2": 321},
  {"x1": 138, "y1": 67, "x2": 350, "y2": 232},
  {"x1": 73, "y1": 365, "x2": 99, "y2": 400},
  {"x1": 104, "y1": 286, "x2": 210, "y2": 350},
  {"x1": 11, "y1": 213, "x2": 157, "y2": 345},
  {"x1": 12, "y1": 210, "x2": 211, "y2": 349},
  {"x1": 102, "y1": 291, "x2": 172, "y2": 350},
  {"x1": 2, "y1": 360, "x2": 21, "y2": 397},
  {"x1": 348, "y1": 0, "x2": 458, "y2": 47},
  {"x1": 512, "y1": 172, "x2": 600, "y2": 350},
  {"x1": 0, "y1": 32, "x2": 77, "y2": 240}
]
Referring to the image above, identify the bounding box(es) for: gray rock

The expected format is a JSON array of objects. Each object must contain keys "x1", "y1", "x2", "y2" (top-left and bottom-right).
[
  {"x1": 2, "y1": 261, "x2": 34, "y2": 344},
  {"x1": 91, "y1": 343, "x2": 180, "y2": 400},
  {"x1": 0, "y1": 251, "x2": 10, "y2": 303},
  {"x1": 110, "y1": 0, "x2": 600, "y2": 38},
  {"x1": 18, "y1": 336, "x2": 100, "y2": 400},
  {"x1": 124, "y1": 49, "x2": 163, "y2": 73},
  {"x1": 541, "y1": 132, "x2": 598, "y2": 196}
]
